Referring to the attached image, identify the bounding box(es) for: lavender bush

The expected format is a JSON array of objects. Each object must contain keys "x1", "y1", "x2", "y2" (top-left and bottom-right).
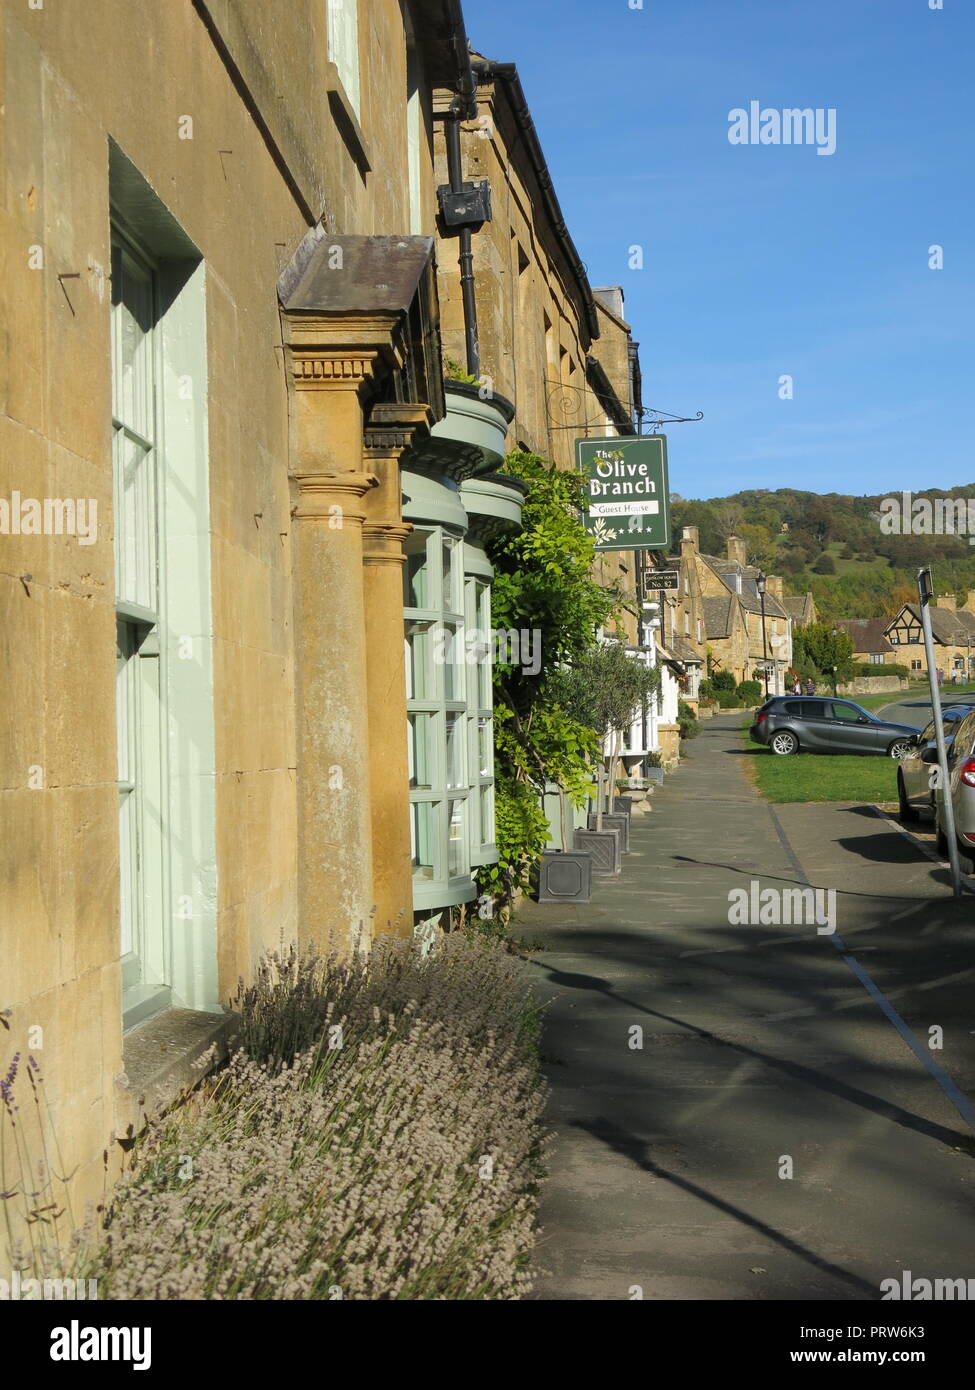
[
  {"x1": 1, "y1": 1037, "x2": 85, "y2": 1282},
  {"x1": 89, "y1": 933, "x2": 547, "y2": 1299}
]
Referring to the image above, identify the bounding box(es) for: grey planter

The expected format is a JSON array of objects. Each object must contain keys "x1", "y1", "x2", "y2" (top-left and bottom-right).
[
  {"x1": 588, "y1": 811, "x2": 630, "y2": 853},
  {"x1": 537, "y1": 850, "x2": 593, "y2": 904},
  {"x1": 574, "y1": 826, "x2": 621, "y2": 875},
  {"x1": 646, "y1": 768, "x2": 665, "y2": 786},
  {"x1": 613, "y1": 796, "x2": 633, "y2": 816},
  {"x1": 430, "y1": 381, "x2": 516, "y2": 473}
]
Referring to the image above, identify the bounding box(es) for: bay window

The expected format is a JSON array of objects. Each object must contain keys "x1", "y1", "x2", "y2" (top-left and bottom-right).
[
  {"x1": 403, "y1": 525, "x2": 476, "y2": 908},
  {"x1": 464, "y1": 547, "x2": 496, "y2": 865}
]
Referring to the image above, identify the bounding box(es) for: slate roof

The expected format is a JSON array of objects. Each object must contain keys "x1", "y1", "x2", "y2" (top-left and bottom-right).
[
  {"x1": 782, "y1": 594, "x2": 815, "y2": 624},
  {"x1": 703, "y1": 594, "x2": 735, "y2": 639},
  {"x1": 654, "y1": 640, "x2": 686, "y2": 675},
  {"x1": 671, "y1": 637, "x2": 704, "y2": 665},
  {"x1": 699, "y1": 555, "x2": 791, "y2": 619},
  {"x1": 833, "y1": 618, "x2": 895, "y2": 655},
  {"x1": 893, "y1": 604, "x2": 975, "y2": 645}
]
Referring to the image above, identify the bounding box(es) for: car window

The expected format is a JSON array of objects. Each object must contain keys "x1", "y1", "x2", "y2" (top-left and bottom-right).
[
  {"x1": 953, "y1": 712, "x2": 975, "y2": 757},
  {"x1": 830, "y1": 701, "x2": 866, "y2": 723},
  {"x1": 782, "y1": 700, "x2": 805, "y2": 715},
  {"x1": 918, "y1": 720, "x2": 936, "y2": 743}
]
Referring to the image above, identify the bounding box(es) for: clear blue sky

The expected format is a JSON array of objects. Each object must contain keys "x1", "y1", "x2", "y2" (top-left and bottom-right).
[{"x1": 463, "y1": 0, "x2": 974, "y2": 500}]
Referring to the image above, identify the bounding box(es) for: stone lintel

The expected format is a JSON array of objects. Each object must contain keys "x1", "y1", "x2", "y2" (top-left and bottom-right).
[{"x1": 282, "y1": 311, "x2": 410, "y2": 392}]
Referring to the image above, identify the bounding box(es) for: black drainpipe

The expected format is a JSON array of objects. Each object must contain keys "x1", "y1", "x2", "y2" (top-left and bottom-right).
[
  {"x1": 444, "y1": 105, "x2": 480, "y2": 379},
  {"x1": 471, "y1": 58, "x2": 600, "y2": 345},
  {"x1": 436, "y1": 0, "x2": 481, "y2": 380}
]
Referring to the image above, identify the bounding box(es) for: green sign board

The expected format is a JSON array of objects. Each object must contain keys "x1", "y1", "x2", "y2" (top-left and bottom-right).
[{"x1": 576, "y1": 435, "x2": 671, "y2": 552}]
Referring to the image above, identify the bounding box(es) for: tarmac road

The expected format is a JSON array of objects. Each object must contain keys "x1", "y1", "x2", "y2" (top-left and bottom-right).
[
  {"x1": 521, "y1": 714, "x2": 975, "y2": 1301},
  {"x1": 877, "y1": 689, "x2": 975, "y2": 730}
]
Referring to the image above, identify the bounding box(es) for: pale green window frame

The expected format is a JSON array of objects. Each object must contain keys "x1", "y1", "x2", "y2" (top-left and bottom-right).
[
  {"x1": 109, "y1": 142, "x2": 219, "y2": 1033},
  {"x1": 404, "y1": 525, "x2": 475, "y2": 910},
  {"x1": 111, "y1": 229, "x2": 172, "y2": 1029},
  {"x1": 465, "y1": 570, "x2": 496, "y2": 866},
  {"x1": 327, "y1": 0, "x2": 361, "y2": 117}
]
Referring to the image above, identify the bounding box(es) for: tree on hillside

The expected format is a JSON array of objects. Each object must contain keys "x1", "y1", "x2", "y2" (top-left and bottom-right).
[
  {"x1": 670, "y1": 500, "x2": 723, "y2": 554},
  {"x1": 737, "y1": 522, "x2": 776, "y2": 571},
  {"x1": 795, "y1": 497, "x2": 833, "y2": 547},
  {"x1": 883, "y1": 582, "x2": 916, "y2": 615},
  {"x1": 713, "y1": 501, "x2": 745, "y2": 543},
  {"x1": 780, "y1": 545, "x2": 810, "y2": 574}
]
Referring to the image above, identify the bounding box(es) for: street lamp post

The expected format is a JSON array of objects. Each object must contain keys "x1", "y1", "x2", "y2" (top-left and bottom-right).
[{"x1": 757, "y1": 571, "x2": 770, "y2": 698}]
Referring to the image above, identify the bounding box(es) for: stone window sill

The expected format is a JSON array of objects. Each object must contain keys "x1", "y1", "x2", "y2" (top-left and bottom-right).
[{"x1": 120, "y1": 1007, "x2": 238, "y2": 1119}]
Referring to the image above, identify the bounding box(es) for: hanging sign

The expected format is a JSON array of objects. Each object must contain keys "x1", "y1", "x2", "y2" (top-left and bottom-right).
[
  {"x1": 576, "y1": 434, "x2": 671, "y2": 552},
  {"x1": 634, "y1": 569, "x2": 681, "y2": 603}
]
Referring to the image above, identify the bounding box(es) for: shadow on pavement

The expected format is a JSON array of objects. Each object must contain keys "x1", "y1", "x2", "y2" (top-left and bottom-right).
[
  {"x1": 529, "y1": 956, "x2": 975, "y2": 1159},
  {"x1": 571, "y1": 1113, "x2": 878, "y2": 1299}
]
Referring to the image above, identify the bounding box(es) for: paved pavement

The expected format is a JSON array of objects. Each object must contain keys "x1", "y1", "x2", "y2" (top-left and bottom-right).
[{"x1": 520, "y1": 714, "x2": 975, "y2": 1301}]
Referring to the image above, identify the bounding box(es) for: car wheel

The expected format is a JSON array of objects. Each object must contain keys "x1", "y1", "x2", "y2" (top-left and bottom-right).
[
  {"x1": 888, "y1": 739, "x2": 913, "y2": 759},
  {"x1": 770, "y1": 730, "x2": 799, "y2": 756},
  {"x1": 897, "y1": 773, "x2": 917, "y2": 822}
]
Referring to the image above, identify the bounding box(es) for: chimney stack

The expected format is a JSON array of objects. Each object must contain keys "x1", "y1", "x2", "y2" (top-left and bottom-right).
[
  {"x1": 726, "y1": 535, "x2": 748, "y2": 568},
  {"x1": 766, "y1": 576, "x2": 784, "y2": 600},
  {"x1": 938, "y1": 593, "x2": 957, "y2": 612},
  {"x1": 681, "y1": 525, "x2": 699, "y2": 555}
]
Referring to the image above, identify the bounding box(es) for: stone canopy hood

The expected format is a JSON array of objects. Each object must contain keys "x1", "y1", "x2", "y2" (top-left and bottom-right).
[
  {"x1": 276, "y1": 229, "x2": 522, "y2": 486},
  {"x1": 277, "y1": 228, "x2": 446, "y2": 424}
]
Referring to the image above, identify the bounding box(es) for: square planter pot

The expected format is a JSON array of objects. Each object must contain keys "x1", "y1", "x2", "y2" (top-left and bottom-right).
[
  {"x1": 613, "y1": 796, "x2": 633, "y2": 816},
  {"x1": 574, "y1": 826, "x2": 621, "y2": 875},
  {"x1": 588, "y1": 811, "x2": 630, "y2": 853},
  {"x1": 646, "y1": 768, "x2": 665, "y2": 786},
  {"x1": 537, "y1": 850, "x2": 593, "y2": 904}
]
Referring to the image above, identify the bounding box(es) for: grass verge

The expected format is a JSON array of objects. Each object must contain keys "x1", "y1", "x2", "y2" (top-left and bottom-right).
[{"x1": 741, "y1": 724, "x2": 900, "y2": 804}]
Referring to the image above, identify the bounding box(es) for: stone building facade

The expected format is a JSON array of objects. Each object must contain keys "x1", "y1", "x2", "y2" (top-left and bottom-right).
[
  {"x1": 885, "y1": 595, "x2": 975, "y2": 680},
  {"x1": 1, "y1": 0, "x2": 657, "y2": 1240},
  {"x1": 0, "y1": 0, "x2": 541, "y2": 1231},
  {"x1": 647, "y1": 527, "x2": 813, "y2": 698}
]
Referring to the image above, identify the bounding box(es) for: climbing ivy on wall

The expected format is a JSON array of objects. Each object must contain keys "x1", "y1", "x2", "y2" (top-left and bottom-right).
[{"x1": 480, "y1": 451, "x2": 622, "y2": 901}]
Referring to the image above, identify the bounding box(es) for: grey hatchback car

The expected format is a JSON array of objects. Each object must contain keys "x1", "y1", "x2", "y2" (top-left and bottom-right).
[{"x1": 750, "y1": 696, "x2": 919, "y2": 757}]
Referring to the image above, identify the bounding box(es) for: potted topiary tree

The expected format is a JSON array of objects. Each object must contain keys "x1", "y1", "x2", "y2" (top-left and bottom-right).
[{"x1": 550, "y1": 641, "x2": 660, "y2": 872}]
